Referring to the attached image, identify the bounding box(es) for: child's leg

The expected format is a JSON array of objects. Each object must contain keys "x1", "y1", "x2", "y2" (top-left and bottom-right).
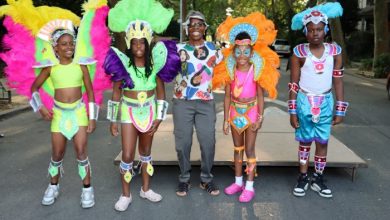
[
  {"x1": 224, "y1": 128, "x2": 245, "y2": 195},
  {"x1": 73, "y1": 126, "x2": 90, "y2": 186},
  {"x1": 73, "y1": 126, "x2": 96, "y2": 208},
  {"x1": 298, "y1": 141, "x2": 312, "y2": 174},
  {"x1": 119, "y1": 124, "x2": 138, "y2": 197},
  {"x1": 138, "y1": 132, "x2": 153, "y2": 192},
  {"x1": 41, "y1": 132, "x2": 67, "y2": 206},
  {"x1": 137, "y1": 132, "x2": 162, "y2": 202},
  {"x1": 238, "y1": 128, "x2": 257, "y2": 203},
  {"x1": 311, "y1": 142, "x2": 332, "y2": 198},
  {"x1": 114, "y1": 123, "x2": 138, "y2": 211},
  {"x1": 50, "y1": 132, "x2": 67, "y2": 184},
  {"x1": 244, "y1": 129, "x2": 257, "y2": 181},
  {"x1": 314, "y1": 142, "x2": 327, "y2": 174},
  {"x1": 231, "y1": 128, "x2": 245, "y2": 178},
  {"x1": 293, "y1": 141, "x2": 312, "y2": 197}
]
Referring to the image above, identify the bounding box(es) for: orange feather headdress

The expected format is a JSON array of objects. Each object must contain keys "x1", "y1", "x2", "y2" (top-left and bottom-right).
[{"x1": 213, "y1": 12, "x2": 280, "y2": 99}]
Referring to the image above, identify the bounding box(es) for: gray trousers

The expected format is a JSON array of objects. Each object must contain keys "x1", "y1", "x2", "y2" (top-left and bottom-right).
[{"x1": 172, "y1": 99, "x2": 216, "y2": 183}]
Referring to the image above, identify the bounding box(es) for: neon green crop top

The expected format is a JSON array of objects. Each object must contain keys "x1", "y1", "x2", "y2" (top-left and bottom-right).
[
  {"x1": 123, "y1": 67, "x2": 157, "y2": 91},
  {"x1": 50, "y1": 63, "x2": 83, "y2": 89}
]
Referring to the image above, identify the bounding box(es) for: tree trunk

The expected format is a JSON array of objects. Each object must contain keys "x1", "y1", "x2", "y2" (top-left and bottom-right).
[
  {"x1": 327, "y1": 0, "x2": 349, "y2": 66},
  {"x1": 374, "y1": 0, "x2": 389, "y2": 60},
  {"x1": 330, "y1": 18, "x2": 349, "y2": 65},
  {"x1": 271, "y1": 0, "x2": 277, "y2": 29},
  {"x1": 181, "y1": 0, "x2": 187, "y2": 42},
  {"x1": 283, "y1": 0, "x2": 296, "y2": 47}
]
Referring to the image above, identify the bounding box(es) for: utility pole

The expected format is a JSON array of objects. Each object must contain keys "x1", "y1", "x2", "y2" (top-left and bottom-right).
[{"x1": 180, "y1": 0, "x2": 187, "y2": 42}]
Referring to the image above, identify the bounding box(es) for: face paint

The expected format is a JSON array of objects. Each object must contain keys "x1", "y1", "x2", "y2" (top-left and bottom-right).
[{"x1": 234, "y1": 48, "x2": 251, "y2": 58}]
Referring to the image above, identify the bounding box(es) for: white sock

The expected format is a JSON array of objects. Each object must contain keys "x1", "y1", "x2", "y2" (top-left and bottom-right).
[
  {"x1": 245, "y1": 181, "x2": 254, "y2": 191},
  {"x1": 235, "y1": 176, "x2": 243, "y2": 186}
]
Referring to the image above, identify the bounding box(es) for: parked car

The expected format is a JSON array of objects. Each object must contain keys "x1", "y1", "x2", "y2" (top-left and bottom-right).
[{"x1": 271, "y1": 39, "x2": 291, "y2": 57}]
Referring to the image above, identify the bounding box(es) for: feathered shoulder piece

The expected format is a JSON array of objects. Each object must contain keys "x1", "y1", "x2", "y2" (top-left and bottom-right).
[
  {"x1": 103, "y1": 40, "x2": 180, "y2": 89},
  {"x1": 213, "y1": 12, "x2": 280, "y2": 99},
  {"x1": 103, "y1": 47, "x2": 134, "y2": 89},
  {"x1": 152, "y1": 40, "x2": 180, "y2": 83}
]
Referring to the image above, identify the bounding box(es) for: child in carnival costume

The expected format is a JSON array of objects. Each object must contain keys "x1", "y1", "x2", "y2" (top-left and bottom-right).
[
  {"x1": 213, "y1": 12, "x2": 280, "y2": 202},
  {"x1": 289, "y1": 2, "x2": 348, "y2": 198},
  {"x1": 103, "y1": 0, "x2": 180, "y2": 211},
  {"x1": 0, "y1": 0, "x2": 111, "y2": 208}
]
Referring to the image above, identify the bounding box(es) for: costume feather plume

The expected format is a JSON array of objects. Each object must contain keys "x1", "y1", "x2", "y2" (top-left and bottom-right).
[
  {"x1": 291, "y1": 2, "x2": 343, "y2": 30},
  {"x1": 213, "y1": 12, "x2": 280, "y2": 99},
  {"x1": 79, "y1": 0, "x2": 112, "y2": 106},
  {"x1": 108, "y1": 0, "x2": 174, "y2": 34}
]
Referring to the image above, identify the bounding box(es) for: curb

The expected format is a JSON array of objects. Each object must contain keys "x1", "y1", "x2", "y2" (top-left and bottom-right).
[
  {"x1": 345, "y1": 69, "x2": 387, "y2": 86},
  {"x1": 0, "y1": 104, "x2": 30, "y2": 120}
]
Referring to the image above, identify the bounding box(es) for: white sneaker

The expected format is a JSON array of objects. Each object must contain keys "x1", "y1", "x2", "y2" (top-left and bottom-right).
[
  {"x1": 81, "y1": 187, "x2": 95, "y2": 208},
  {"x1": 139, "y1": 188, "x2": 162, "y2": 202},
  {"x1": 114, "y1": 195, "x2": 132, "y2": 212},
  {"x1": 42, "y1": 184, "x2": 59, "y2": 206}
]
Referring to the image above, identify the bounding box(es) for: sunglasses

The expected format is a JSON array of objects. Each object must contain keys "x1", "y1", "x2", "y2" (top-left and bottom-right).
[{"x1": 188, "y1": 22, "x2": 205, "y2": 28}]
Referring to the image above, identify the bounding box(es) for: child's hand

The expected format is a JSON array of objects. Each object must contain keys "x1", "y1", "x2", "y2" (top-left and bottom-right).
[
  {"x1": 290, "y1": 115, "x2": 300, "y2": 128},
  {"x1": 223, "y1": 120, "x2": 230, "y2": 135},
  {"x1": 110, "y1": 122, "x2": 119, "y2": 136},
  {"x1": 332, "y1": 115, "x2": 343, "y2": 126},
  {"x1": 39, "y1": 106, "x2": 53, "y2": 121},
  {"x1": 251, "y1": 120, "x2": 262, "y2": 131},
  {"x1": 87, "y1": 120, "x2": 96, "y2": 133},
  {"x1": 147, "y1": 119, "x2": 162, "y2": 136}
]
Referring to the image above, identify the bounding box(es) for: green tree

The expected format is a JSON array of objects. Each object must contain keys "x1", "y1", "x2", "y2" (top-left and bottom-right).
[{"x1": 374, "y1": 0, "x2": 389, "y2": 66}]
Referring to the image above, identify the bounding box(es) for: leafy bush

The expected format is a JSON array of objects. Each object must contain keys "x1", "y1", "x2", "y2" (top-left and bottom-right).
[
  {"x1": 373, "y1": 53, "x2": 390, "y2": 78},
  {"x1": 359, "y1": 58, "x2": 373, "y2": 71}
]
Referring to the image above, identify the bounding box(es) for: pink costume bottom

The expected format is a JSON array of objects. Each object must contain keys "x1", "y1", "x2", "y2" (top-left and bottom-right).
[{"x1": 229, "y1": 99, "x2": 258, "y2": 134}]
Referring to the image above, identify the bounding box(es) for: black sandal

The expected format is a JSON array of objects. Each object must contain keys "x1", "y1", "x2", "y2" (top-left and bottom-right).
[
  {"x1": 176, "y1": 182, "x2": 191, "y2": 197},
  {"x1": 200, "y1": 181, "x2": 220, "y2": 196}
]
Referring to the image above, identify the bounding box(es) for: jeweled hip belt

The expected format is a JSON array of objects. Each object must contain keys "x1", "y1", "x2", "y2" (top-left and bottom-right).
[{"x1": 231, "y1": 99, "x2": 257, "y2": 108}]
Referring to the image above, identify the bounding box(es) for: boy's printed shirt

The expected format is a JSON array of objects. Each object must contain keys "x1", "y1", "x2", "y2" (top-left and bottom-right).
[{"x1": 173, "y1": 41, "x2": 223, "y2": 100}]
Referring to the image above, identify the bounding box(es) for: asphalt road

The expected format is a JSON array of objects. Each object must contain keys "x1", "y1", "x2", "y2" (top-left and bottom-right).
[{"x1": 0, "y1": 58, "x2": 389, "y2": 220}]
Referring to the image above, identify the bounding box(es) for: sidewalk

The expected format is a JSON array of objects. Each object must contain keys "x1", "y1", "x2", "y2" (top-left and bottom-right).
[
  {"x1": 345, "y1": 67, "x2": 387, "y2": 85},
  {"x1": 0, "y1": 92, "x2": 29, "y2": 120}
]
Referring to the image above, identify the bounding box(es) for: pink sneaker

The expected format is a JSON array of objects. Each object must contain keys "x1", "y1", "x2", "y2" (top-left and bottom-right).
[
  {"x1": 224, "y1": 183, "x2": 244, "y2": 195},
  {"x1": 239, "y1": 189, "x2": 255, "y2": 203}
]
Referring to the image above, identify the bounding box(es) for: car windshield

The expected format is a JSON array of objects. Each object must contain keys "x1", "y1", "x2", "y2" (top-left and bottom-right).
[{"x1": 275, "y1": 40, "x2": 289, "y2": 45}]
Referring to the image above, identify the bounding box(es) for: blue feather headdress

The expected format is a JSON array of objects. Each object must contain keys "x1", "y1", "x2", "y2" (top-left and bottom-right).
[{"x1": 291, "y1": 2, "x2": 343, "y2": 30}]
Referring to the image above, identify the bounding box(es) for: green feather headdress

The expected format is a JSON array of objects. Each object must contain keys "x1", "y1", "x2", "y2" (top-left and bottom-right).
[{"x1": 108, "y1": 0, "x2": 174, "y2": 47}]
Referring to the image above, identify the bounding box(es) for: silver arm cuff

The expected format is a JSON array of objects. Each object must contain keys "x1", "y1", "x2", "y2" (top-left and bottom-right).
[
  {"x1": 88, "y1": 102, "x2": 99, "y2": 120},
  {"x1": 156, "y1": 100, "x2": 168, "y2": 120},
  {"x1": 107, "y1": 100, "x2": 120, "y2": 122},
  {"x1": 29, "y1": 91, "x2": 43, "y2": 112}
]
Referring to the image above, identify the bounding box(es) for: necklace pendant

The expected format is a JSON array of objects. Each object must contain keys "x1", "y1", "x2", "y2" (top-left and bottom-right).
[
  {"x1": 314, "y1": 63, "x2": 324, "y2": 74},
  {"x1": 233, "y1": 85, "x2": 243, "y2": 97}
]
